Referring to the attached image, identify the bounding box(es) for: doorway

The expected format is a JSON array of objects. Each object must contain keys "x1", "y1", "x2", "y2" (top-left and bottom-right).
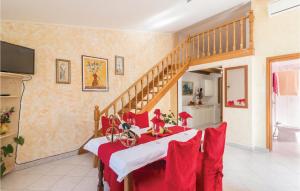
[
  {"x1": 178, "y1": 67, "x2": 223, "y2": 129},
  {"x1": 266, "y1": 53, "x2": 300, "y2": 151}
]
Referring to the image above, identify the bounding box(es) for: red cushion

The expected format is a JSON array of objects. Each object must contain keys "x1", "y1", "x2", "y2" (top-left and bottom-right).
[
  {"x1": 165, "y1": 130, "x2": 202, "y2": 191},
  {"x1": 203, "y1": 122, "x2": 227, "y2": 162},
  {"x1": 101, "y1": 116, "x2": 121, "y2": 135},
  {"x1": 132, "y1": 130, "x2": 202, "y2": 191},
  {"x1": 200, "y1": 122, "x2": 227, "y2": 191},
  {"x1": 122, "y1": 112, "x2": 136, "y2": 123},
  {"x1": 196, "y1": 153, "x2": 204, "y2": 191},
  {"x1": 101, "y1": 116, "x2": 110, "y2": 135},
  {"x1": 134, "y1": 112, "x2": 149, "y2": 128}
]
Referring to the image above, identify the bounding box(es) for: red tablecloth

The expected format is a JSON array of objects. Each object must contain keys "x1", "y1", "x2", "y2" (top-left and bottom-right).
[{"x1": 98, "y1": 126, "x2": 186, "y2": 191}]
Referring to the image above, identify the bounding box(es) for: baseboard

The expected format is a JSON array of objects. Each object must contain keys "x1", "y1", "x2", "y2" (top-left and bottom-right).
[
  {"x1": 226, "y1": 142, "x2": 269, "y2": 152},
  {"x1": 253, "y1": 146, "x2": 269, "y2": 152},
  {"x1": 15, "y1": 149, "x2": 79, "y2": 171},
  {"x1": 226, "y1": 142, "x2": 254, "y2": 151}
]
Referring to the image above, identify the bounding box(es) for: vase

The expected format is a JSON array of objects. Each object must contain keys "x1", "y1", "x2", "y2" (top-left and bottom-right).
[{"x1": 0, "y1": 123, "x2": 9, "y2": 135}]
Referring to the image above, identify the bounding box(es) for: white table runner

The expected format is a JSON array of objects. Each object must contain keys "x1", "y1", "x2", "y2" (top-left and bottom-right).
[{"x1": 84, "y1": 127, "x2": 197, "y2": 182}]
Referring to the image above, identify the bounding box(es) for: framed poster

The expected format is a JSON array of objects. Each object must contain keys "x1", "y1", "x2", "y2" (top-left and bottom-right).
[
  {"x1": 56, "y1": 59, "x2": 71, "y2": 84},
  {"x1": 115, "y1": 56, "x2": 124, "y2": 75},
  {"x1": 82, "y1": 55, "x2": 108, "y2": 91},
  {"x1": 182, "y1": 81, "x2": 194, "y2": 95}
]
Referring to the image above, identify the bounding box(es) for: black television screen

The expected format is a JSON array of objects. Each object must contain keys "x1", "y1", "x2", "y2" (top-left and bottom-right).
[{"x1": 0, "y1": 41, "x2": 35, "y2": 74}]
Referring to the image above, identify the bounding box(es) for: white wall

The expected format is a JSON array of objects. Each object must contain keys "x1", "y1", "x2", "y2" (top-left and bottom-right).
[
  {"x1": 188, "y1": 56, "x2": 254, "y2": 147},
  {"x1": 251, "y1": 0, "x2": 300, "y2": 148}
]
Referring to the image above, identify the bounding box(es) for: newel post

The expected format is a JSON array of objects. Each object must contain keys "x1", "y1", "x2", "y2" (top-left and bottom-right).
[
  {"x1": 94, "y1": 105, "x2": 100, "y2": 137},
  {"x1": 248, "y1": 10, "x2": 254, "y2": 50}
]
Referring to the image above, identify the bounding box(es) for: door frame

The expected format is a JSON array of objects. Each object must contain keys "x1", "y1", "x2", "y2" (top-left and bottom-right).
[{"x1": 266, "y1": 53, "x2": 300, "y2": 151}]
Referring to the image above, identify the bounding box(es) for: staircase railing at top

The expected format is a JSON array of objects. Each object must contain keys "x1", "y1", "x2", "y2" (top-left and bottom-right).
[{"x1": 189, "y1": 10, "x2": 254, "y2": 64}]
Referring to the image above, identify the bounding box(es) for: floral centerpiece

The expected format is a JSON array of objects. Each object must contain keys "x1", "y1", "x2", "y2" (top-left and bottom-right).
[
  {"x1": 0, "y1": 107, "x2": 15, "y2": 135},
  {"x1": 161, "y1": 110, "x2": 177, "y2": 126}
]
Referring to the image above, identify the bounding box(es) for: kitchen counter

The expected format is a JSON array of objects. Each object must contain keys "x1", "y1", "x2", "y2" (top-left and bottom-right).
[{"x1": 183, "y1": 104, "x2": 220, "y2": 129}]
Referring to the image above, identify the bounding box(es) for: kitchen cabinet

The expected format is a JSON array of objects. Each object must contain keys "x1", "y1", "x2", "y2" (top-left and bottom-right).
[
  {"x1": 182, "y1": 105, "x2": 215, "y2": 129},
  {"x1": 204, "y1": 79, "x2": 213, "y2": 96}
]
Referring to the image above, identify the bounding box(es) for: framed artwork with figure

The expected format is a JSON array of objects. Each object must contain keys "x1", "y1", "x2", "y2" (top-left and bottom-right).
[
  {"x1": 56, "y1": 59, "x2": 71, "y2": 84},
  {"x1": 182, "y1": 81, "x2": 194, "y2": 95},
  {"x1": 115, "y1": 55, "x2": 124, "y2": 75},
  {"x1": 82, "y1": 55, "x2": 108, "y2": 91}
]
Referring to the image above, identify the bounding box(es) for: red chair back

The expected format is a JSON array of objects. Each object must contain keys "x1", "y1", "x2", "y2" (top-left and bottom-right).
[
  {"x1": 101, "y1": 116, "x2": 110, "y2": 135},
  {"x1": 203, "y1": 122, "x2": 227, "y2": 162},
  {"x1": 101, "y1": 116, "x2": 121, "y2": 135},
  {"x1": 165, "y1": 131, "x2": 202, "y2": 191},
  {"x1": 135, "y1": 112, "x2": 149, "y2": 128},
  {"x1": 202, "y1": 122, "x2": 227, "y2": 191}
]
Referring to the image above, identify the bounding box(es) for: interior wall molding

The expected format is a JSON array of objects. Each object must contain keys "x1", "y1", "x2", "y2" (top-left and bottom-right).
[{"x1": 15, "y1": 149, "x2": 78, "y2": 171}]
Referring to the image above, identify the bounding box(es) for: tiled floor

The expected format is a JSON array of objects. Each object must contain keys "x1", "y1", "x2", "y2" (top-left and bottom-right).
[{"x1": 1, "y1": 143, "x2": 300, "y2": 191}]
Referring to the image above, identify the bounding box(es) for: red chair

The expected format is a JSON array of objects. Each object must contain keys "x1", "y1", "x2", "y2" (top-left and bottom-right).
[
  {"x1": 133, "y1": 130, "x2": 202, "y2": 191},
  {"x1": 135, "y1": 111, "x2": 149, "y2": 128},
  {"x1": 101, "y1": 116, "x2": 121, "y2": 135},
  {"x1": 101, "y1": 116, "x2": 110, "y2": 135},
  {"x1": 196, "y1": 122, "x2": 227, "y2": 191}
]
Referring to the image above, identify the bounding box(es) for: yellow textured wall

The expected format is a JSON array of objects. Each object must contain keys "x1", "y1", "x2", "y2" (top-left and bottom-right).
[
  {"x1": 1, "y1": 21, "x2": 175, "y2": 163},
  {"x1": 251, "y1": 0, "x2": 300, "y2": 148}
]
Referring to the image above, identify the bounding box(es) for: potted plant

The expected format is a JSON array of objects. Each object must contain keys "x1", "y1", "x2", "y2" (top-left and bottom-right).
[
  {"x1": 0, "y1": 136, "x2": 24, "y2": 176},
  {"x1": 0, "y1": 107, "x2": 15, "y2": 135}
]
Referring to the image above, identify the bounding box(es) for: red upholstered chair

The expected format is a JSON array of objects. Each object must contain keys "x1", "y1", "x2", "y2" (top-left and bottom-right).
[
  {"x1": 134, "y1": 111, "x2": 149, "y2": 128},
  {"x1": 196, "y1": 122, "x2": 227, "y2": 191},
  {"x1": 133, "y1": 130, "x2": 202, "y2": 191},
  {"x1": 101, "y1": 116, "x2": 110, "y2": 135},
  {"x1": 101, "y1": 116, "x2": 121, "y2": 135},
  {"x1": 123, "y1": 112, "x2": 136, "y2": 124}
]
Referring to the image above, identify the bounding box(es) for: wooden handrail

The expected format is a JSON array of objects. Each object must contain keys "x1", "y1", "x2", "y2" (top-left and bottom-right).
[
  {"x1": 189, "y1": 10, "x2": 254, "y2": 60},
  {"x1": 98, "y1": 37, "x2": 189, "y2": 117},
  {"x1": 83, "y1": 11, "x2": 255, "y2": 163},
  {"x1": 190, "y1": 14, "x2": 249, "y2": 39}
]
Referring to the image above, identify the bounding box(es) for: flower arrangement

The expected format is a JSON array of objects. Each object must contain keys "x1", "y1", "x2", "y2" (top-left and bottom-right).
[
  {"x1": 0, "y1": 107, "x2": 15, "y2": 135},
  {"x1": 161, "y1": 110, "x2": 177, "y2": 125},
  {"x1": 1, "y1": 107, "x2": 15, "y2": 124}
]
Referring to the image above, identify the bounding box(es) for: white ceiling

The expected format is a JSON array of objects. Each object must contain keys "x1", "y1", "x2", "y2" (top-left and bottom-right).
[{"x1": 1, "y1": 0, "x2": 250, "y2": 33}]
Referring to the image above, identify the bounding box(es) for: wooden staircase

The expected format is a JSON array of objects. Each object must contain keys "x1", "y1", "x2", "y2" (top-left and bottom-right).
[
  {"x1": 97, "y1": 38, "x2": 190, "y2": 118},
  {"x1": 79, "y1": 11, "x2": 254, "y2": 156}
]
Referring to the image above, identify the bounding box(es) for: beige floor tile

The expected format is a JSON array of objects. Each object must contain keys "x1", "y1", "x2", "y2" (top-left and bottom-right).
[
  {"x1": 65, "y1": 165, "x2": 91, "y2": 177},
  {"x1": 26, "y1": 175, "x2": 61, "y2": 190},
  {"x1": 46, "y1": 164, "x2": 76, "y2": 176},
  {"x1": 86, "y1": 167, "x2": 98, "y2": 177},
  {"x1": 1, "y1": 142, "x2": 300, "y2": 191},
  {"x1": 0, "y1": 173, "x2": 41, "y2": 189},
  {"x1": 72, "y1": 177, "x2": 98, "y2": 191},
  {"x1": 49, "y1": 176, "x2": 82, "y2": 191}
]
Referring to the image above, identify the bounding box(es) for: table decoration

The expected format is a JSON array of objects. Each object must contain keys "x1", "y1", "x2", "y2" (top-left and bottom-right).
[{"x1": 179, "y1": 111, "x2": 192, "y2": 134}]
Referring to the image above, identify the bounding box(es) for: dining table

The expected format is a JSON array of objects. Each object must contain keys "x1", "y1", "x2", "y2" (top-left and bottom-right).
[{"x1": 84, "y1": 125, "x2": 198, "y2": 191}]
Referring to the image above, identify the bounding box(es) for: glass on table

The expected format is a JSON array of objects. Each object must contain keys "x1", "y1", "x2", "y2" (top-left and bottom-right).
[{"x1": 153, "y1": 123, "x2": 160, "y2": 144}]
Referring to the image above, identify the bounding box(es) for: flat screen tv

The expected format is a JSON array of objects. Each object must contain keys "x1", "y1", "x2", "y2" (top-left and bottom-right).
[{"x1": 1, "y1": 41, "x2": 35, "y2": 74}]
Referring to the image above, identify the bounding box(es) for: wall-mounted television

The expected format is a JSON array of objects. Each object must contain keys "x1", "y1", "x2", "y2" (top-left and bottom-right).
[{"x1": 0, "y1": 41, "x2": 35, "y2": 74}]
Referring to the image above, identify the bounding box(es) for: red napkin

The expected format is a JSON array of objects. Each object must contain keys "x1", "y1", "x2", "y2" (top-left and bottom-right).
[{"x1": 179, "y1": 111, "x2": 192, "y2": 126}]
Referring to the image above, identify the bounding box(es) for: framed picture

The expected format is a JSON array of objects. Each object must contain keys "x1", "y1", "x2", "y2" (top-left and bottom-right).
[
  {"x1": 82, "y1": 55, "x2": 108, "y2": 91},
  {"x1": 115, "y1": 56, "x2": 124, "y2": 75},
  {"x1": 56, "y1": 59, "x2": 71, "y2": 84},
  {"x1": 182, "y1": 81, "x2": 194, "y2": 96}
]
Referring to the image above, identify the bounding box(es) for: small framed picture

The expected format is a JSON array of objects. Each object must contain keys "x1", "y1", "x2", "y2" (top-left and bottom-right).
[
  {"x1": 56, "y1": 59, "x2": 71, "y2": 84},
  {"x1": 182, "y1": 81, "x2": 194, "y2": 96},
  {"x1": 115, "y1": 56, "x2": 124, "y2": 75}
]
